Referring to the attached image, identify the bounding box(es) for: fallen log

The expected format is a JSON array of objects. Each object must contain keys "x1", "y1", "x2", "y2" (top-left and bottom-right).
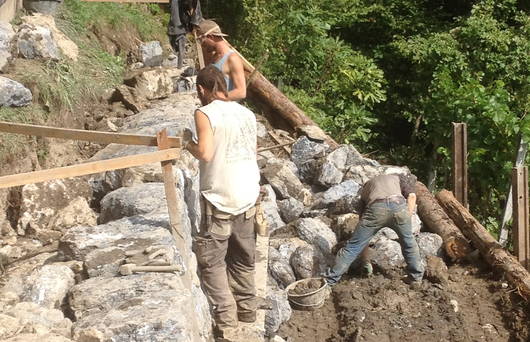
[
  {"x1": 222, "y1": 42, "x2": 338, "y2": 148},
  {"x1": 436, "y1": 189, "x2": 530, "y2": 300},
  {"x1": 415, "y1": 182, "x2": 472, "y2": 261}
]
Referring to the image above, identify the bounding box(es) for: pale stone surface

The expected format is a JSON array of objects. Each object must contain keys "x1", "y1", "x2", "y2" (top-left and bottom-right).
[
  {"x1": 46, "y1": 197, "x2": 96, "y2": 232},
  {"x1": 4, "y1": 302, "x2": 72, "y2": 337},
  {"x1": 290, "y1": 245, "x2": 326, "y2": 279},
  {"x1": 0, "y1": 21, "x2": 15, "y2": 71},
  {"x1": 16, "y1": 23, "x2": 61, "y2": 60},
  {"x1": 277, "y1": 197, "x2": 304, "y2": 223},
  {"x1": 69, "y1": 273, "x2": 211, "y2": 341},
  {"x1": 139, "y1": 41, "x2": 163, "y2": 67},
  {"x1": 21, "y1": 14, "x2": 78, "y2": 61},
  {"x1": 17, "y1": 178, "x2": 92, "y2": 236},
  {"x1": 1, "y1": 333, "x2": 74, "y2": 342},
  {"x1": 0, "y1": 76, "x2": 32, "y2": 107},
  {"x1": 290, "y1": 136, "x2": 328, "y2": 168},
  {"x1": 22, "y1": 264, "x2": 75, "y2": 309},
  {"x1": 99, "y1": 183, "x2": 167, "y2": 224},
  {"x1": 312, "y1": 179, "x2": 361, "y2": 209},
  {"x1": 316, "y1": 161, "x2": 343, "y2": 187},
  {"x1": 268, "y1": 247, "x2": 296, "y2": 288},
  {"x1": 295, "y1": 218, "x2": 337, "y2": 262},
  {"x1": 265, "y1": 286, "x2": 291, "y2": 336},
  {"x1": 262, "y1": 162, "x2": 312, "y2": 205},
  {"x1": 261, "y1": 185, "x2": 285, "y2": 233}
]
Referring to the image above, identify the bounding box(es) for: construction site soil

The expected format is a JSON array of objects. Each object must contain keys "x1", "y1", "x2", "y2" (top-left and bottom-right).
[{"x1": 278, "y1": 261, "x2": 530, "y2": 342}]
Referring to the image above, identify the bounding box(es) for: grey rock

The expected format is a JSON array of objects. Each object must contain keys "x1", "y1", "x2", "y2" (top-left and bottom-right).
[
  {"x1": 1, "y1": 333, "x2": 74, "y2": 342},
  {"x1": 295, "y1": 218, "x2": 337, "y2": 261},
  {"x1": 372, "y1": 227, "x2": 399, "y2": 243},
  {"x1": 412, "y1": 213, "x2": 422, "y2": 235},
  {"x1": 46, "y1": 197, "x2": 96, "y2": 232},
  {"x1": 327, "y1": 194, "x2": 361, "y2": 215},
  {"x1": 265, "y1": 286, "x2": 291, "y2": 336},
  {"x1": 416, "y1": 232, "x2": 443, "y2": 259},
  {"x1": 256, "y1": 121, "x2": 268, "y2": 139},
  {"x1": 69, "y1": 273, "x2": 212, "y2": 341},
  {"x1": 4, "y1": 302, "x2": 72, "y2": 338},
  {"x1": 84, "y1": 247, "x2": 126, "y2": 278},
  {"x1": 261, "y1": 185, "x2": 286, "y2": 233},
  {"x1": 0, "y1": 22, "x2": 15, "y2": 71},
  {"x1": 17, "y1": 178, "x2": 92, "y2": 237},
  {"x1": 139, "y1": 41, "x2": 163, "y2": 67},
  {"x1": 16, "y1": 24, "x2": 61, "y2": 60},
  {"x1": 268, "y1": 247, "x2": 296, "y2": 288},
  {"x1": 262, "y1": 162, "x2": 312, "y2": 205},
  {"x1": 300, "y1": 208, "x2": 328, "y2": 218},
  {"x1": 297, "y1": 159, "x2": 320, "y2": 184},
  {"x1": 290, "y1": 245, "x2": 326, "y2": 279},
  {"x1": 344, "y1": 164, "x2": 381, "y2": 185},
  {"x1": 316, "y1": 161, "x2": 343, "y2": 187},
  {"x1": 277, "y1": 197, "x2": 304, "y2": 223},
  {"x1": 99, "y1": 183, "x2": 167, "y2": 224},
  {"x1": 23, "y1": 264, "x2": 75, "y2": 309},
  {"x1": 23, "y1": 0, "x2": 63, "y2": 15},
  {"x1": 325, "y1": 145, "x2": 351, "y2": 170},
  {"x1": 334, "y1": 213, "x2": 359, "y2": 241},
  {"x1": 371, "y1": 236, "x2": 404, "y2": 272},
  {"x1": 313, "y1": 180, "x2": 361, "y2": 209},
  {"x1": 380, "y1": 165, "x2": 411, "y2": 175},
  {"x1": 290, "y1": 136, "x2": 328, "y2": 168},
  {"x1": 123, "y1": 68, "x2": 174, "y2": 100},
  {"x1": 0, "y1": 76, "x2": 32, "y2": 107}
]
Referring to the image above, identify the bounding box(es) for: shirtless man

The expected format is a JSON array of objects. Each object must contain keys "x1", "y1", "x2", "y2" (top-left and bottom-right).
[{"x1": 196, "y1": 19, "x2": 246, "y2": 101}]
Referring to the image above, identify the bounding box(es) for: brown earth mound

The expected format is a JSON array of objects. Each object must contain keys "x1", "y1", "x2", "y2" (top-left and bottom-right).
[{"x1": 279, "y1": 262, "x2": 530, "y2": 341}]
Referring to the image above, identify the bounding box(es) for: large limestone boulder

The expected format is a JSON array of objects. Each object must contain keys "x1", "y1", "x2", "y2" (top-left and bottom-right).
[
  {"x1": 0, "y1": 21, "x2": 15, "y2": 71},
  {"x1": 295, "y1": 218, "x2": 337, "y2": 263},
  {"x1": 265, "y1": 286, "x2": 291, "y2": 336},
  {"x1": 260, "y1": 185, "x2": 285, "y2": 233},
  {"x1": 69, "y1": 273, "x2": 212, "y2": 341},
  {"x1": 16, "y1": 23, "x2": 61, "y2": 60},
  {"x1": 139, "y1": 41, "x2": 163, "y2": 67},
  {"x1": 22, "y1": 264, "x2": 75, "y2": 309},
  {"x1": 21, "y1": 14, "x2": 78, "y2": 61},
  {"x1": 268, "y1": 247, "x2": 296, "y2": 288},
  {"x1": 17, "y1": 178, "x2": 92, "y2": 240},
  {"x1": 290, "y1": 136, "x2": 328, "y2": 168},
  {"x1": 262, "y1": 161, "x2": 312, "y2": 205},
  {"x1": 312, "y1": 179, "x2": 361, "y2": 209},
  {"x1": 290, "y1": 245, "x2": 327, "y2": 279},
  {"x1": 0, "y1": 76, "x2": 32, "y2": 107},
  {"x1": 98, "y1": 182, "x2": 167, "y2": 224},
  {"x1": 1, "y1": 302, "x2": 72, "y2": 338}
]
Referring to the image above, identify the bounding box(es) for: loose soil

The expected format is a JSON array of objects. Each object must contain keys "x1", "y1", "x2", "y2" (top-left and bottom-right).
[
  {"x1": 289, "y1": 278, "x2": 324, "y2": 295},
  {"x1": 278, "y1": 261, "x2": 530, "y2": 342}
]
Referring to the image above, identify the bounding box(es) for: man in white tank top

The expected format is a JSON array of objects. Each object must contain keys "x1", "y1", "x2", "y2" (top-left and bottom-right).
[{"x1": 186, "y1": 65, "x2": 260, "y2": 337}]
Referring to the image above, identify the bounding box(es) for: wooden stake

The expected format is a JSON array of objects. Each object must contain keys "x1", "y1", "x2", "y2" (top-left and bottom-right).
[
  {"x1": 512, "y1": 166, "x2": 530, "y2": 270},
  {"x1": 452, "y1": 122, "x2": 468, "y2": 207}
]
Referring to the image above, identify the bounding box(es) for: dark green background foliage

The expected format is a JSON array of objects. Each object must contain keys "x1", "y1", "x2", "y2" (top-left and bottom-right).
[{"x1": 203, "y1": 0, "x2": 530, "y2": 235}]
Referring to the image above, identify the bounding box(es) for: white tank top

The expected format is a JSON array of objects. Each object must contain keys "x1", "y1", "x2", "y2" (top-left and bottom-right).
[{"x1": 198, "y1": 100, "x2": 260, "y2": 214}]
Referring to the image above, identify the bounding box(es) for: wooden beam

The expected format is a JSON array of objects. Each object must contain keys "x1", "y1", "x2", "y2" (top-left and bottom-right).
[
  {"x1": 0, "y1": 121, "x2": 181, "y2": 147},
  {"x1": 513, "y1": 166, "x2": 530, "y2": 270},
  {"x1": 436, "y1": 189, "x2": 530, "y2": 300},
  {"x1": 0, "y1": 148, "x2": 180, "y2": 189},
  {"x1": 452, "y1": 122, "x2": 468, "y2": 207}
]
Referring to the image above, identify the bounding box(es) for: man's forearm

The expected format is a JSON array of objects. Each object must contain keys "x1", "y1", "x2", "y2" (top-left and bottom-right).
[{"x1": 407, "y1": 193, "x2": 417, "y2": 215}]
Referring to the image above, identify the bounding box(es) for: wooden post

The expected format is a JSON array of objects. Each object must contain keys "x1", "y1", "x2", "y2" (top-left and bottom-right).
[
  {"x1": 499, "y1": 138, "x2": 528, "y2": 246},
  {"x1": 452, "y1": 123, "x2": 468, "y2": 207},
  {"x1": 193, "y1": 30, "x2": 205, "y2": 69},
  {"x1": 156, "y1": 129, "x2": 200, "y2": 341},
  {"x1": 512, "y1": 166, "x2": 530, "y2": 270}
]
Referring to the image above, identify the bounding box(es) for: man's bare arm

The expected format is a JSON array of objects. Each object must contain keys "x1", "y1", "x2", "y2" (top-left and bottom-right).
[
  {"x1": 407, "y1": 193, "x2": 417, "y2": 216},
  {"x1": 186, "y1": 110, "x2": 214, "y2": 162},
  {"x1": 227, "y1": 53, "x2": 246, "y2": 101}
]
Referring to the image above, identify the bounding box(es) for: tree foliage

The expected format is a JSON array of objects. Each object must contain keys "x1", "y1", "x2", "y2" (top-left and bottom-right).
[{"x1": 205, "y1": 0, "x2": 530, "y2": 235}]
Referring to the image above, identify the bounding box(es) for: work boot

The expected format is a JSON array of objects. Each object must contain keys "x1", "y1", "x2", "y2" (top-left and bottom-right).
[
  {"x1": 237, "y1": 310, "x2": 256, "y2": 323},
  {"x1": 362, "y1": 262, "x2": 373, "y2": 277},
  {"x1": 403, "y1": 275, "x2": 423, "y2": 290}
]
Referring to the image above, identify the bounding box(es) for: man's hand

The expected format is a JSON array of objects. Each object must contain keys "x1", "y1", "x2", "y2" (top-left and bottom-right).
[{"x1": 182, "y1": 128, "x2": 193, "y2": 149}]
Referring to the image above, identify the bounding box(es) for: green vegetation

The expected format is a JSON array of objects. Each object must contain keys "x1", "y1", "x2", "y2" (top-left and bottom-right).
[
  {"x1": 0, "y1": 0, "x2": 168, "y2": 160},
  {"x1": 205, "y1": 0, "x2": 530, "y2": 235}
]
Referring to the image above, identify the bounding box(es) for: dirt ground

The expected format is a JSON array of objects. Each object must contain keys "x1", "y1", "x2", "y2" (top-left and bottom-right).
[{"x1": 278, "y1": 261, "x2": 530, "y2": 342}]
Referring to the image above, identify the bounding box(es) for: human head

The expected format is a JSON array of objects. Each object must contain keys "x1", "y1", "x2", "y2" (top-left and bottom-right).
[
  {"x1": 196, "y1": 19, "x2": 227, "y2": 48},
  {"x1": 196, "y1": 65, "x2": 228, "y2": 105}
]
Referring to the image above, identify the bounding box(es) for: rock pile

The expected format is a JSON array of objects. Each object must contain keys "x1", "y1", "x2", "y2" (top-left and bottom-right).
[{"x1": 258, "y1": 133, "x2": 445, "y2": 337}]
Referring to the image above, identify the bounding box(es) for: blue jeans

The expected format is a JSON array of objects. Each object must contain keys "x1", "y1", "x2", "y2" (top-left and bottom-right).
[{"x1": 325, "y1": 200, "x2": 424, "y2": 285}]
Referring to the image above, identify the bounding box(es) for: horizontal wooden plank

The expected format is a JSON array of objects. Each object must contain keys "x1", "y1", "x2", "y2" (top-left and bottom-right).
[
  {"x1": 0, "y1": 121, "x2": 180, "y2": 147},
  {"x1": 81, "y1": 0, "x2": 169, "y2": 3},
  {"x1": 0, "y1": 148, "x2": 180, "y2": 189}
]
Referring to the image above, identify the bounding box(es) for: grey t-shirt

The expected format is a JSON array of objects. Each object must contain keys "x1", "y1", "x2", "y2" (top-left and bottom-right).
[{"x1": 360, "y1": 174, "x2": 415, "y2": 210}]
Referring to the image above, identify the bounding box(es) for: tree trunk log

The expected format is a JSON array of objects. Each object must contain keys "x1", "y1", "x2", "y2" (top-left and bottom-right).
[
  {"x1": 415, "y1": 182, "x2": 473, "y2": 261},
  {"x1": 246, "y1": 70, "x2": 338, "y2": 148},
  {"x1": 436, "y1": 189, "x2": 530, "y2": 300}
]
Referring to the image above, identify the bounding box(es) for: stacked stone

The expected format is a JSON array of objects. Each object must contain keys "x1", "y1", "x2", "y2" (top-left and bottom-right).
[{"x1": 258, "y1": 133, "x2": 445, "y2": 337}]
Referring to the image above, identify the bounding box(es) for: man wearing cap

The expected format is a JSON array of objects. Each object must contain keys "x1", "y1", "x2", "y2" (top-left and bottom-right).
[
  {"x1": 196, "y1": 19, "x2": 247, "y2": 101},
  {"x1": 185, "y1": 65, "x2": 259, "y2": 337},
  {"x1": 324, "y1": 173, "x2": 424, "y2": 289}
]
